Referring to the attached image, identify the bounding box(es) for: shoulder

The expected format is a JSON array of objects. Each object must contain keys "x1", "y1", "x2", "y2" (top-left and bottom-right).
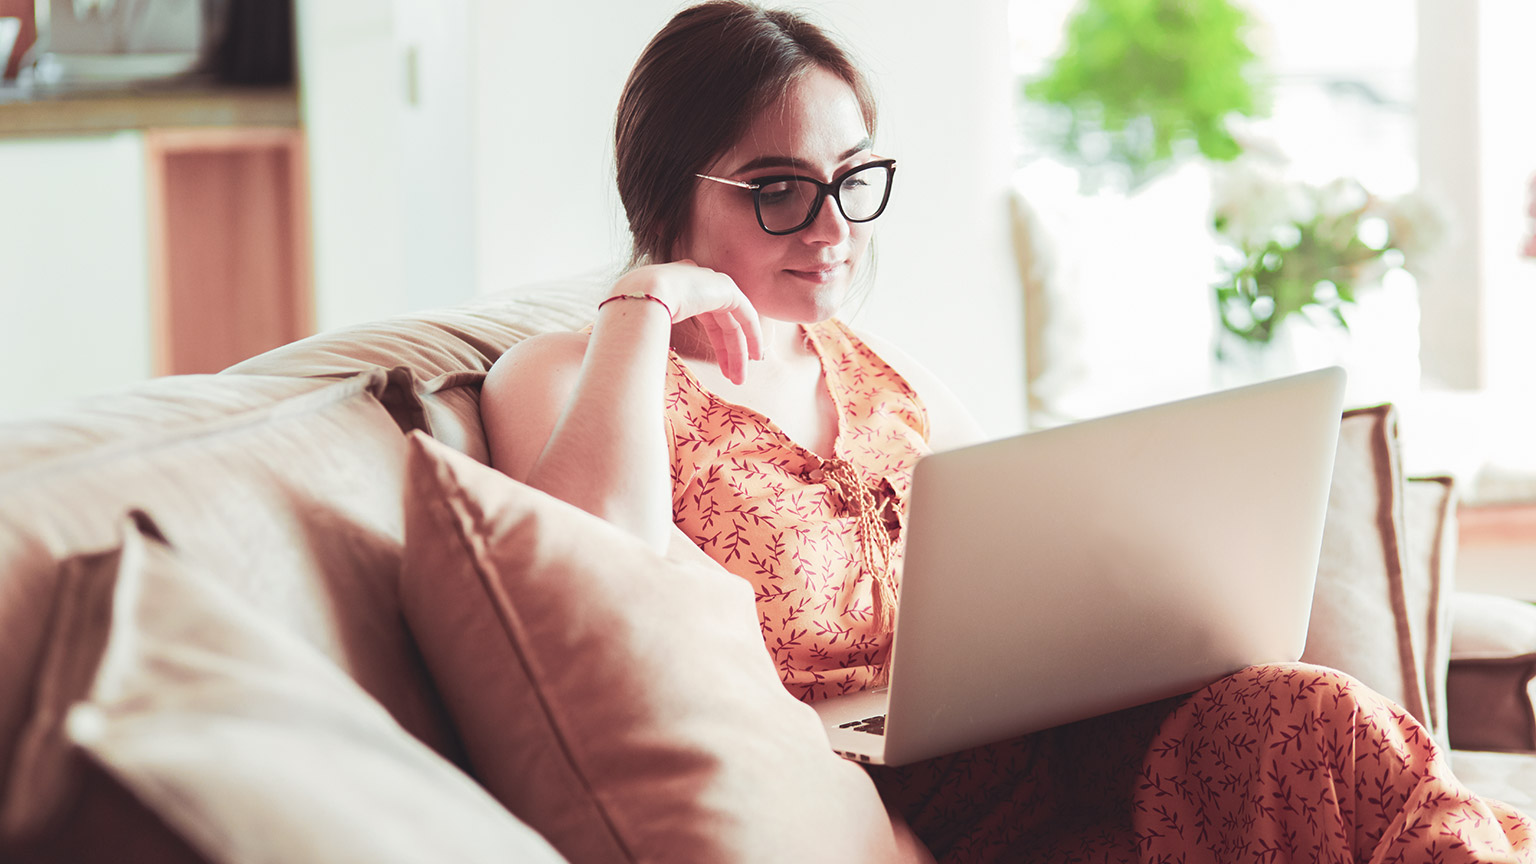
[
  {"x1": 844, "y1": 325, "x2": 986, "y2": 453},
  {"x1": 483, "y1": 330, "x2": 592, "y2": 414},
  {"x1": 481, "y1": 331, "x2": 592, "y2": 477},
  {"x1": 486, "y1": 330, "x2": 591, "y2": 388}
]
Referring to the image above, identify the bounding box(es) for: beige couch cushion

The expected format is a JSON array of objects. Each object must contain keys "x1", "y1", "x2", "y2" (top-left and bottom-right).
[
  {"x1": 1302, "y1": 404, "x2": 1429, "y2": 726},
  {"x1": 1, "y1": 516, "x2": 564, "y2": 864},
  {"x1": 0, "y1": 371, "x2": 459, "y2": 796},
  {"x1": 398, "y1": 431, "x2": 929, "y2": 864},
  {"x1": 224, "y1": 288, "x2": 596, "y2": 462},
  {"x1": 1451, "y1": 750, "x2": 1536, "y2": 816}
]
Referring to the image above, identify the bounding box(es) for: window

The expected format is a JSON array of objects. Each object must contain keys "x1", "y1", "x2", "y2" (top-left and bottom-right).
[{"x1": 1010, "y1": 0, "x2": 1536, "y2": 486}]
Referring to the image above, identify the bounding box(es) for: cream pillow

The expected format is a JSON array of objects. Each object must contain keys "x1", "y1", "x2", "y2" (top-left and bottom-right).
[
  {"x1": 398, "y1": 431, "x2": 929, "y2": 864},
  {"x1": 0, "y1": 514, "x2": 566, "y2": 864},
  {"x1": 1302, "y1": 404, "x2": 1430, "y2": 725}
]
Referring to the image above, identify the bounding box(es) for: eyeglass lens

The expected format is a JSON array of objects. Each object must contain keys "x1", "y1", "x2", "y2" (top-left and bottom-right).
[{"x1": 756, "y1": 162, "x2": 892, "y2": 233}]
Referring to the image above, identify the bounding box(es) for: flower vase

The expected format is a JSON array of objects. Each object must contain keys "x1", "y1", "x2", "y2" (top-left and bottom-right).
[{"x1": 1211, "y1": 315, "x2": 1344, "y2": 391}]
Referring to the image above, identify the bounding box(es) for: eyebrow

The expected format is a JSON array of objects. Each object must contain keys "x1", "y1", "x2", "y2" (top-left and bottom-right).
[{"x1": 730, "y1": 137, "x2": 874, "y2": 176}]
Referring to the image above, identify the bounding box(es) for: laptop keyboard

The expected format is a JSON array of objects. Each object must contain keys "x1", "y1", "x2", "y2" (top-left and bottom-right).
[{"x1": 839, "y1": 714, "x2": 886, "y2": 736}]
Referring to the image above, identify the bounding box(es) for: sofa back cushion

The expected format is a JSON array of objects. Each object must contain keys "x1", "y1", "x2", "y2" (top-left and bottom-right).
[
  {"x1": 1303, "y1": 403, "x2": 1440, "y2": 732},
  {"x1": 224, "y1": 287, "x2": 596, "y2": 463},
  {"x1": 0, "y1": 371, "x2": 461, "y2": 794}
]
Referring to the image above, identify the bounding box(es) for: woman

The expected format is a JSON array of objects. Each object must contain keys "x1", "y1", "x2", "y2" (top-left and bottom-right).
[{"x1": 481, "y1": 2, "x2": 1534, "y2": 861}]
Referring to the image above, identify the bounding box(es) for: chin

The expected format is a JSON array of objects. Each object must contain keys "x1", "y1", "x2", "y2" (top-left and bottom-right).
[
  {"x1": 769, "y1": 264, "x2": 858, "y2": 320},
  {"x1": 757, "y1": 276, "x2": 846, "y2": 324}
]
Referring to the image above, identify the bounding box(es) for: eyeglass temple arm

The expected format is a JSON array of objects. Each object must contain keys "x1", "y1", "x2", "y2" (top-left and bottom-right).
[{"x1": 695, "y1": 173, "x2": 758, "y2": 190}]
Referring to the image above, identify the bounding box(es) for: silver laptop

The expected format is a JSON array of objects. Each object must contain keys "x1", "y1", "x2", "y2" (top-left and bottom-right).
[{"x1": 813, "y1": 366, "x2": 1347, "y2": 766}]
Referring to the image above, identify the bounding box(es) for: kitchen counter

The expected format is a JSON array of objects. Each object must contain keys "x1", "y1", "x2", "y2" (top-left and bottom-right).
[{"x1": 0, "y1": 80, "x2": 299, "y2": 136}]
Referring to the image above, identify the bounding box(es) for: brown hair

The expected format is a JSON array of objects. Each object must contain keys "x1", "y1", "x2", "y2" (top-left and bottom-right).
[{"x1": 614, "y1": 1, "x2": 878, "y2": 267}]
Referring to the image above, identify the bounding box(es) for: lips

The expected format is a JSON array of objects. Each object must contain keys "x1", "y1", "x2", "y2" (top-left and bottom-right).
[{"x1": 785, "y1": 261, "x2": 847, "y2": 282}]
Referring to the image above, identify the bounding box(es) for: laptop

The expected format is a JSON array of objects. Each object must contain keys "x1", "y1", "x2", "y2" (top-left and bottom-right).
[{"x1": 812, "y1": 366, "x2": 1347, "y2": 766}]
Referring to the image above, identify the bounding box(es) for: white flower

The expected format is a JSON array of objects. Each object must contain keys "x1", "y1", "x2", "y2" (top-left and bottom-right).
[
  {"x1": 1315, "y1": 177, "x2": 1369, "y2": 220},
  {"x1": 1210, "y1": 156, "x2": 1314, "y2": 250},
  {"x1": 1380, "y1": 190, "x2": 1448, "y2": 263}
]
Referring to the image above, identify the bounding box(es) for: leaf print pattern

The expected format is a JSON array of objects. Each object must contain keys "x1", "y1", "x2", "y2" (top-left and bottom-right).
[
  {"x1": 664, "y1": 318, "x2": 929, "y2": 703},
  {"x1": 868, "y1": 664, "x2": 1535, "y2": 863}
]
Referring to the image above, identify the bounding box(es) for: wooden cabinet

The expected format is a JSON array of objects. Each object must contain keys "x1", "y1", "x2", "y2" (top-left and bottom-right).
[{"x1": 145, "y1": 127, "x2": 310, "y2": 375}]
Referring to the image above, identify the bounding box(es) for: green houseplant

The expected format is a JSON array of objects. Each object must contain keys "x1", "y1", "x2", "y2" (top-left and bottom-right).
[
  {"x1": 1024, "y1": 0, "x2": 1265, "y2": 190},
  {"x1": 1210, "y1": 157, "x2": 1445, "y2": 351}
]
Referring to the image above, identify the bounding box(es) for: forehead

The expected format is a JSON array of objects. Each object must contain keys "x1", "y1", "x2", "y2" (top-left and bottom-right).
[{"x1": 717, "y1": 66, "x2": 870, "y2": 174}]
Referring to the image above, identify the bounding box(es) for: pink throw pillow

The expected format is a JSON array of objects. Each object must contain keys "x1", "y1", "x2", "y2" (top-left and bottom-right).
[{"x1": 398, "y1": 430, "x2": 928, "y2": 864}]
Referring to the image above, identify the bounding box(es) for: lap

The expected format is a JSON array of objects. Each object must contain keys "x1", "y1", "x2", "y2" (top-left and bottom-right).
[{"x1": 866, "y1": 663, "x2": 1455, "y2": 863}]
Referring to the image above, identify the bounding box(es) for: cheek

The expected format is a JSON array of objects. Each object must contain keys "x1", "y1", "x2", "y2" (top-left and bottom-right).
[
  {"x1": 691, "y1": 229, "x2": 778, "y2": 281},
  {"x1": 849, "y1": 225, "x2": 874, "y2": 266}
]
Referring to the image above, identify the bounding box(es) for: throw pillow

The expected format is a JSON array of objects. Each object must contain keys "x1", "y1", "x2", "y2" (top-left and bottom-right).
[
  {"x1": 398, "y1": 431, "x2": 928, "y2": 864},
  {"x1": 0, "y1": 513, "x2": 567, "y2": 864},
  {"x1": 1447, "y1": 592, "x2": 1536, "y2": 753},
  {"x1": 1302, "y1": 404, "x2": 1430, "y2": 725},
  {"x1": 0, "y1": 370, "x2": 464, "y2": 792}
]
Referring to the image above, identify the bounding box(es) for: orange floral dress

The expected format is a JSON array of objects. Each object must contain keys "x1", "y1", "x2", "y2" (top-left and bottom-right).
[
  {"x1": 662, "y1": 319, "x2": 1536, "y2": 863},
  {"x1": 666, "y1": 318, "x2": 927, "y2": 702}
]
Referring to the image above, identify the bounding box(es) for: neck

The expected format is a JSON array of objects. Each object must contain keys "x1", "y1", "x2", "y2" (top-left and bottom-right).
[{"x1": 759, "y1": 317, "x2": 808, "y2": 361}]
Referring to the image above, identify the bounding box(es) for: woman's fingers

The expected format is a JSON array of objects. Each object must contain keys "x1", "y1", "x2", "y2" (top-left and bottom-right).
[
  {"x1": 698, "y1": 311, "x2": 750, "y2": 385},
  {"x1": 631, "y1": 260, "x2": 761, "y2": 381},
  {"x1": 730, "y1": 297, "x2": 764, "y2": 362}
]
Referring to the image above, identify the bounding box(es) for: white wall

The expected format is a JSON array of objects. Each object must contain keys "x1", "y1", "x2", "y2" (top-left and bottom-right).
[
  {"x1": 298, "y1": 0, "x2": 482, "y2": 325},
  {"x1": 1402, "y1": 0, "x2": 1536, "y2": 481},
  {"x1": 298, "y1": 0, "x2": 1024, "y2": 434},
  {"x1": 396, "y1": 0, "x2": 477, "y2": 312},
  {"x1": 470, "y1": 0, "x2": 1026, "y2": 436},
  {"x1": 0, "y1": 133, "x2": 152, "y2": 422},
  {"x1": 295, "y1": 0, "x2": 410, "y2": 331}
]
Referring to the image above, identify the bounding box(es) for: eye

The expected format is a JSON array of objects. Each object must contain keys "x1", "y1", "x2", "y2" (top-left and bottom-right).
[{"x1": 757, "y1": 180, "x2": 798, "y2": 205}]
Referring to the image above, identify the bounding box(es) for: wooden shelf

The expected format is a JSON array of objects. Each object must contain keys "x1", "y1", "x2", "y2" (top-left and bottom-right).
[
  {"x1": 0, "y1": 83, "x2": 299, "y2": 137},
  {"x1": 1458, "y1": 502, "x2": 1536, "y2": 600},
  {"x1": 1461, "y1": 502, "x2": 1536, "y2": 546}
]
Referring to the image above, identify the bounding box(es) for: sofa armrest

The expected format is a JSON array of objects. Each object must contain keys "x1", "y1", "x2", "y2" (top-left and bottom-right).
[{"x1": 1448, "y1": 591, "x2": 1536, "y2": 752}]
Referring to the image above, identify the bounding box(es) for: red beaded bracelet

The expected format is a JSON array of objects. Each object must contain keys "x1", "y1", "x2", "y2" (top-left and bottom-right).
[{"x1": 598, "y1": 292, "x2": 674, "y2": 320}]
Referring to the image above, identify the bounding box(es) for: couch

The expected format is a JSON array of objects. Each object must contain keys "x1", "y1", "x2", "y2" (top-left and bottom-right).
[{"x1": 2, "y1": 286, "x2": 1535, "y2": 863}]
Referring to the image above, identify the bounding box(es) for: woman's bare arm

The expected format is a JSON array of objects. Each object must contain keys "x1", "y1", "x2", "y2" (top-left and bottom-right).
[{"x1": 481, "y1": 262, "x2": 761, "y2": 551}]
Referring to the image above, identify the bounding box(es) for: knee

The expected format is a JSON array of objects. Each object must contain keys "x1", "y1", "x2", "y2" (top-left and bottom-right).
[
  {"x1": 1206, "y1": 662, "x2": 1385, "y2": 716},
  {"x1": 1223, "y1": 662, "x2": 1355, "y2": 691}
]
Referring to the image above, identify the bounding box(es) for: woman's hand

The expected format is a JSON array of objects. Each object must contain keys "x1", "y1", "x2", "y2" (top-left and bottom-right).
[{"x1": 610, "y1": 260, "x2": 763, "y2": 385}]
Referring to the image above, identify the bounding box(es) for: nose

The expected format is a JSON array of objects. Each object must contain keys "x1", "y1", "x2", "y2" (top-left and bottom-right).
[{"x1": 801, "y1": 189, "x2": 851, "y2": 246}]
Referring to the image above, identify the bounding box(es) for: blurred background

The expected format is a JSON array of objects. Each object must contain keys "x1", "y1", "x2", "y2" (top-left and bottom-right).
[{"x1": 1, "y1": 0, "x2": 1533, "y2": 494}]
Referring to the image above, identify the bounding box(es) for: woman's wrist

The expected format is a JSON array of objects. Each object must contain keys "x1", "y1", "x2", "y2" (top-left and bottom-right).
[
  {"x1": 598, "y1": 291, "x2": 674, "y2": 321},
  {"x1": 604, "y1": 267, "x2": 677, "y2": 323}
]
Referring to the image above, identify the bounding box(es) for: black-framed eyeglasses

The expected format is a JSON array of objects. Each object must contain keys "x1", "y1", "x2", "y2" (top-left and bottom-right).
[{"x1": 695, "y1": 158, "x2": 897, "y2": 235}]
